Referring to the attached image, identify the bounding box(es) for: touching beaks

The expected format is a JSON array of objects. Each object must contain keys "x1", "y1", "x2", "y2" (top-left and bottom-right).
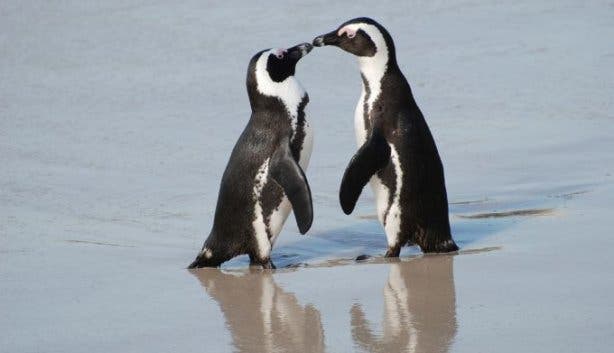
[
  {"x1": 287, "y1": 42, "x2": 313, "y2": 60},
  {"x1": 313, "y1": 30, "x2": 340, "y2": 47}
]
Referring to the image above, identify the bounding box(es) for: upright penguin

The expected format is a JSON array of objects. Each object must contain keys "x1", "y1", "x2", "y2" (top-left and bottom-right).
[
  {"x1": 189, "y1": 43, "x2": 314, "y2": 269},
  {"x1": 313, "y1": 18, "x2": 458, "y2": 256}
]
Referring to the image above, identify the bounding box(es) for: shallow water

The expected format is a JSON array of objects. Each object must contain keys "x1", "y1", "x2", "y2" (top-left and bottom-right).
[{"x1": 2, "y1": 0, "x2": 614, "y2": 352}]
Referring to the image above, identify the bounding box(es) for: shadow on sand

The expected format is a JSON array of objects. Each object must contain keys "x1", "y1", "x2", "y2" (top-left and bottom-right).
[{"x1": 261, "y1": 185, "x2": 587, "y2": 268}]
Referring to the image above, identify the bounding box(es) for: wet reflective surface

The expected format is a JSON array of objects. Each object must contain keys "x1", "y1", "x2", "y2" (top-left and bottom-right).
[
  {"x1": 350, "y1": 257, "x2": 456, "y2": 353},
  {"x1": 191, "y1": 256, "x2": 456, "y2": 353},
  {"x1": 191, "y1": 269, "x2": 325, "y2": 353}
]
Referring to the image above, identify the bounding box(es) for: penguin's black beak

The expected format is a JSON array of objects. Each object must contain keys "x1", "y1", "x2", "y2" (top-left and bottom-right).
[
  {"x1": 313, "y1": 30, "x2": 340, "y2": 47},
  {"x1": 287, "y1": 42, "x2": 313, "y2": 61}
]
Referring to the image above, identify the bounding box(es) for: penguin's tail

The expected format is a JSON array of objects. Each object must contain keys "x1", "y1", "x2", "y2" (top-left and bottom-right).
[
  {"x1": 416, "y1": 227, "x2": 459, "y2": 253},
  {"x1": 428, "y1": 238, "x2": 459, "y2": 253}
]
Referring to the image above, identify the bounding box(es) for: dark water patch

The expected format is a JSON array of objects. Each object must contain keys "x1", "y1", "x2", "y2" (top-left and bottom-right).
[
  {"x1": 458, "y1": 246, "x2": 501, "y2": 255},
  {"x1": 548, "y1": 189, "x2": 590, "y2": 200},
  {"x1": 283, "y1": 262, "x2": 308, "y2": 269},
  {"x1": 355, "y1": 254, "x2": 371, "y2": 261},
  {"x1": 312, "y1": 246, "x2": 499, "y2": 269},
  {"x1": 64, "y1": 239, "x2": 135, "y2": 247},
  {"x1": 271, "y1": 246, "x2": 501, "y2": 271},
  {"x1": 450, "y1": 197, "x2": 489, "y2": 205},
  {"x1": 457, "y1": 208, "x2": 554, "y2": 219}
]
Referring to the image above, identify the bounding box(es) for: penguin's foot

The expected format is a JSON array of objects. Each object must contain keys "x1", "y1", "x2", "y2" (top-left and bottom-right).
[
  {"x1": 384, "y1": 246, "x2": 401, "y2": 258},
  {"x1": 355, "y1": 254, "x2": 371, "y2": 261},
  {"x1": 261, "y1": 260, "x2": 276, "y2": 270},
  {"x1": 249, "y1": 256, "x2": 276, "y2": 270}
]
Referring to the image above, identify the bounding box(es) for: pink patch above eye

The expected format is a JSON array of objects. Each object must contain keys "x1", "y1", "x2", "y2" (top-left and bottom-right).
[
  {"x1": 274, "y1": 48, "x2": 287, "y2": 58},
  {"x1": 338, "y1": 26, "x2": 356, "y2": 38}
]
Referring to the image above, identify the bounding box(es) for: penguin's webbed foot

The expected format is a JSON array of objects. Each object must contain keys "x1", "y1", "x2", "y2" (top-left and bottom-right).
[
  {"x1": 356, "y1": 254, "x2": 371, "y2": 261},
  {"x1": 384, "y1": 246, "x2": 401, "y2": 258},
  {"x1": 261, "y1": 260, "x2": 276, "y2": 270},
  {"x1": 249, "y1": 256, "x2": 276, "y2": 270}
]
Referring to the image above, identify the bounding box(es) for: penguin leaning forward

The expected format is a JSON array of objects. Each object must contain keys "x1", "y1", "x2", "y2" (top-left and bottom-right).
[{"x1": 189, "y1": 43, "x2": 314, "y2": 269}]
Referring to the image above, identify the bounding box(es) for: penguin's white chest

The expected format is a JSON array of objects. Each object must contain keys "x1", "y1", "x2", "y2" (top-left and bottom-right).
[
  {"x1": 354, "y1": 83, "x2": 403, "y2": 246},
  {"x1": 252, "y1": 105, "x2": 313, "y2": 260},
  {"x1": 355, "y1": 92, "x2": 388, "y2": 221},
  {"x1": 354, "y1": 91, "x2": 368, "y2": 145},
  {"x1": 297, "y1": 117, "x2": 314, "y2": 169}
]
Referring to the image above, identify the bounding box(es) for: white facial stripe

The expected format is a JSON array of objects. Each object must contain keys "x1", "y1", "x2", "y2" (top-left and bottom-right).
[
  {"x1": 254, "y1": 49, "x2": 307, "y2": 122},
  {"x1": 338, "y1": 23, "x2": 389, "y2": 55},
  {"x1": 345, "y1": 23, "x2": 389, "y2": 116},
  {"x1": 358, "y1": 23, "x2": 389, "y2": 59}
]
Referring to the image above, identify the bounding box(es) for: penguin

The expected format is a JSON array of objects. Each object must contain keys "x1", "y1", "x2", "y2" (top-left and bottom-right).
[
  {"x1": 313, "y1": 18, "x2": 458, "y2": 256},
  {"x1": 188, "y1": 43, "x2": 314, "y2": 269}
]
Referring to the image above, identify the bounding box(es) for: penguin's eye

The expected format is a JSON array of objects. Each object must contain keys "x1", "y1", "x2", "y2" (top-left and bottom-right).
[
  {"x1": 273, "y1": 49, "x2": 286, "y2": 59},
  {"x1": 338, "y1": 26, "x2": 357, "y2": 39}
]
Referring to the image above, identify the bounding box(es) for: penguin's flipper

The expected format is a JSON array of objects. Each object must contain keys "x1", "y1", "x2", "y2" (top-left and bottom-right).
[
  {"x1": 270, "y1": 140, "x2": 313, "y2": 234},
  {"x1": 339, "y1": 128, "x2": 391, "y2": 214}
]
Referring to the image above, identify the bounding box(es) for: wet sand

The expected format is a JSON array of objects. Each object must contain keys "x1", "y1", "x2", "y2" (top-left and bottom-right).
[
  {"x1": 2, "y1": 0, "x2": 614, "y2": 352},
  {"x1": 191, "y1": 255, "x2": 456, "y2": 353}
]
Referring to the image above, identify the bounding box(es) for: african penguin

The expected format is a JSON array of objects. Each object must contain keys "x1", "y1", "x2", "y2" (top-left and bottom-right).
[
  {"x1": 313, "y1": 18, "x2": 458, "y2": 256},
  {"x1": 188, "y1": 43, "x2": 314, "y2": 269}
]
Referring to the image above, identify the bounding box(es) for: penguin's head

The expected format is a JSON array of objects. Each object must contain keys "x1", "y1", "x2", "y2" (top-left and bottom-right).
[
  {"x1": 312, "y1": 17, "x2": 395, "y2": 61},
  {"x1": 246, "y1": 43, "x2": 312, "y2": 109},
  {"x1": 247, "y1": 43, "x2": 312, "y2": 86}
]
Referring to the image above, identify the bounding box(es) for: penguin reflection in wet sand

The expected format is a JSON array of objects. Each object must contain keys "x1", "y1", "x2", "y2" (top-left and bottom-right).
[
  {"x1": 189, "y1": 43, "x2": 314, "y2": 269},
  {"x1": 313, "y1": 18, "x2": 458, "y2": 256},
  {"x1": 351, "y1": 257, "x2": 457, "y2": 353},
  {"x1": 191, "y1": 270, "x2": 325, "y2": 353}
]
